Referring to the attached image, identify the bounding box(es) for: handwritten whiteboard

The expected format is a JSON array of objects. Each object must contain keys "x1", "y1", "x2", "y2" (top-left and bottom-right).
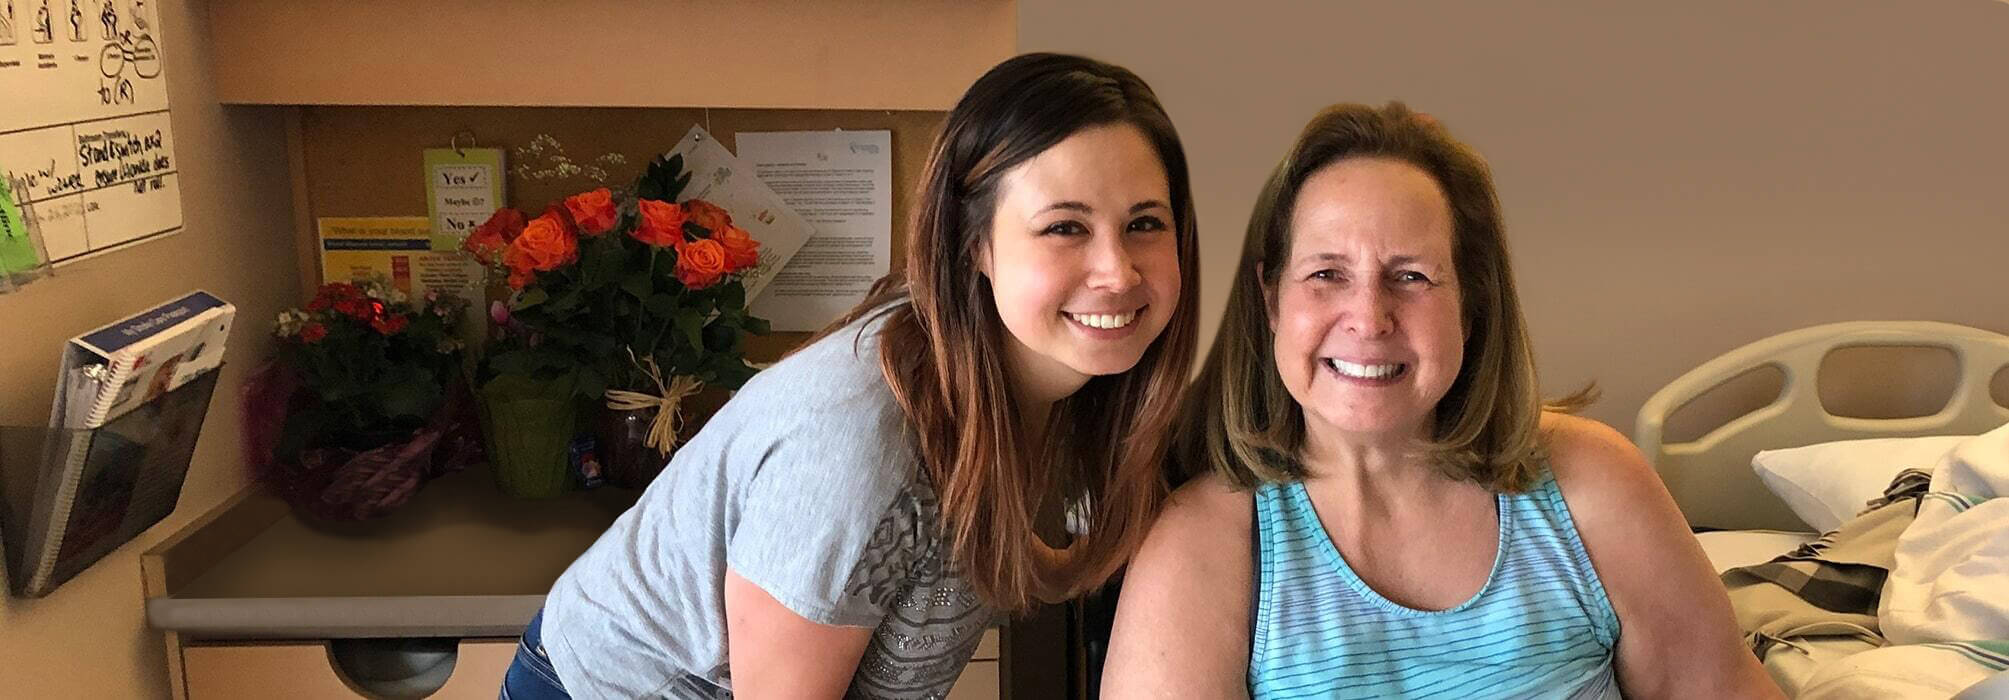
[{"x1": 0, "y1": 0, "x2": 180, "y2": 265}]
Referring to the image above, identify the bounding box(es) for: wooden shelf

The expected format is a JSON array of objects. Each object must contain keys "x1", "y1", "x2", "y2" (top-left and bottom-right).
[{"x1": 204, "y1": 0, "x2": 1016, "y2": 109}]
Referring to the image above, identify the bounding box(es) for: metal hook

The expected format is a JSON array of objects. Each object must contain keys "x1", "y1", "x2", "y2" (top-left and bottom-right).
[{"x1": 450, "y1": 130, "x2": 476, "y2": 157}]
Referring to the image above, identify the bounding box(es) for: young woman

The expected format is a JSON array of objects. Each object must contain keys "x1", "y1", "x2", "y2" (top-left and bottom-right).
[
  {"x1": 1101, "y1": 103, "x2": 1779, "y2": 699},
  {"x1": 502, "y1": 53, "x2": 1199, "y2": 698}
]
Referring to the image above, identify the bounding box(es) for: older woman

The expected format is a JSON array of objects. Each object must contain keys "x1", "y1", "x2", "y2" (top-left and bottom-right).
[{"x1": 1101, "y1": 104, "x2": 1779, "y2": 699}]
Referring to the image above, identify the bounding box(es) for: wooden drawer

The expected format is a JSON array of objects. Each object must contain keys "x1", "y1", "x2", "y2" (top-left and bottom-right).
[
  {"x1": 183, "y1": 632, "x2": 1001, "y2": 699},
  {"x1": 182, "y1": 638, "x2": 515, "y2": 699}
]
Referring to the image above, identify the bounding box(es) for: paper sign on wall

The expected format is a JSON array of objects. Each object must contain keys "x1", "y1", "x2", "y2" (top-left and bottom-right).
[
  {"x1": 736, "y1": 130, "x2": 893, "y2": 332},
  {"x1": 0, "y1": 1, "x2": 181, "y2": 265},
  {"x1": 317, "y1": 216, "x2": 482, "y2": 298},
  {"x1": 423, "y1": 148, "x2": 505, "y2": 251}
]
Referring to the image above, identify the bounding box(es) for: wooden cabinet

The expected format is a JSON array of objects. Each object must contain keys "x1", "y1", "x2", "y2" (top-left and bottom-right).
[
  {"x1": 204, "y1": 0, "x2": 1013, "y2": 110},
  {"x1": 145, "y1": 474, "x2": 1005, "y2": 699},
  {"x1": 177, "y1": 631, "x2": 1001, "y2": 699},
  {"x1": 183, "y1": 639, "x2": 514, "y2": 699}
]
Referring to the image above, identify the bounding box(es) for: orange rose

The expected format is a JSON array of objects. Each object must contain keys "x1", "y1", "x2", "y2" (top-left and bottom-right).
[
  {"x1": 501, "y1": 240, "x2": 537, "y2": 289},
  {"x1": 683, "y1": 199, "x2": 733, "y2": 235},
  {"x1": 632, "y1": 199, "x2": 687, "y2": 248},
  {"x1": 563, "y1": 188, "x2": 618, "y2": 236},
  {"x1": 510, "y1": 213, "x2": 579, "y2": 272},
  {"x1": 465, "y1": 208, "x2": 525, "y2": 265},
  {"x1": 715, "y1": 224, "x2": 761, "y2": 272},
  {"x1": 506, "y1": 266, "x2": 535, "y2": 290},
  {"x1": 675, "y1": 238, "x2": 730, "y2": 289}
]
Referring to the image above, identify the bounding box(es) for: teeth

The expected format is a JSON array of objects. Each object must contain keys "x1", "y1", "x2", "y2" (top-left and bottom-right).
[
  {"x1": 1327, "y1": 359, "x2": 1405, "y2": 379},
  {"x1": 1069, "y1": 311, "x2": 1138, "y2": 330}
]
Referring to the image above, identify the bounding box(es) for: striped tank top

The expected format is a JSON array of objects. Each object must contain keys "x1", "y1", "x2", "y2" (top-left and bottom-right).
[{"x1": 1249, "y1": 469, "x2": 1622, "y2": 699}]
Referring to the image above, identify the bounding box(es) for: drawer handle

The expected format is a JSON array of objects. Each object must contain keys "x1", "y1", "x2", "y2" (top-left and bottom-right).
[{"x1": 327, "y1": 637, "x2": 462, "y2": 698}]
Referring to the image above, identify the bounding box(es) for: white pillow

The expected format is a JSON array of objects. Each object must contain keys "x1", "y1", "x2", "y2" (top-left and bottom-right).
[{"x1": 1751, "y1": 435, "x2": 1970, "y2": 532}]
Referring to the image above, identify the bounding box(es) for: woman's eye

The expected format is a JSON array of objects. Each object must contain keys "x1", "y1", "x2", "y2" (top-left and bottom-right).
[
  {"x1": 1395, "y1": 270, "x2": 1433, "y2": 284},
  {"x1": 1309, "y1": 269, "x2": 1340, "y2": 282},
  {"x1": 1127, "y1": 216, "x2": 1168, "y2": 233},
  {"x1": 1042, "y1": 221, "x2": 1087, "y2": 236}
]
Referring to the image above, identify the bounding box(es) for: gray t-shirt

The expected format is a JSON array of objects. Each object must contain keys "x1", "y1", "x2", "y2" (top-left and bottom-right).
[{"x1": 541, "y1": 308, "x2": 991, "y2": 698}]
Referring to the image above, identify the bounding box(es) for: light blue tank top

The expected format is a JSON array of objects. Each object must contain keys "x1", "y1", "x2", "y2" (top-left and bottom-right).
[{"x1": 1249, "y1": 469, "x2": 1622, "y2": 699}]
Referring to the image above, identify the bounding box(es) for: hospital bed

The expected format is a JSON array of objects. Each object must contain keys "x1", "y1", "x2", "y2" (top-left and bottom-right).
[{"x1": 1634, "y1": 320, "x2": 2009, "y2": 697}]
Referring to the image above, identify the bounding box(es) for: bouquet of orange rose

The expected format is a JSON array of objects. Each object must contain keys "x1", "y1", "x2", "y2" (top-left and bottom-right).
[{"x1": 464, "y1": 154, "x2": 768, "y2": 493}]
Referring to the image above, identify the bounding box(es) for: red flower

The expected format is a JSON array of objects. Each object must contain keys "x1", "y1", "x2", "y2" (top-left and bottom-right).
[
  {"x1": 684, "y1": 199, "x2": 733, "y2": 235},
  {"x1": 301, "y1": 322, "x2": 328, "y2": 344},
  {"x1": 632, "y1": 199, "x2": 687, "y2": 248},
  {"x1": 563, "y1": 188, "x2": 619, "y2": 237},
  {"x1": 465, "y1": 208, "x2": 527, "y2": 264},
  {"x1": 370, "y1": 314, "x2": 409, "y2": 335}
]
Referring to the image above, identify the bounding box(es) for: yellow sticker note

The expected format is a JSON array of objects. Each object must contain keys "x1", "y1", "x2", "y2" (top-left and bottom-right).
[{"x1": 317, "y1": 216, "x2": 482, "y2": 298}]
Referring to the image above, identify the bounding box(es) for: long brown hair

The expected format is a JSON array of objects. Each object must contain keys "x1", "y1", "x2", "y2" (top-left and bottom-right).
[
  {"x1": 1184, "y1": 102, "x2": 1589, "y2": 493},
  {"x1": 811, "y1": 54, "x2": 1199, "y2": 612}
]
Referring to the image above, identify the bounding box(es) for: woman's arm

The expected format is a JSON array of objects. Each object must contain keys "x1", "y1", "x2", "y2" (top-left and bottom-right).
[
  {"x1": 1101, "y1": 474, "x2": 1255, "y2": 699},
  {"x1": 723, "y1": 568, "x2": 876, "y2": 698},
  {"x1": 1543, "y1": 413, "x2": 1783, "y2": 700}
]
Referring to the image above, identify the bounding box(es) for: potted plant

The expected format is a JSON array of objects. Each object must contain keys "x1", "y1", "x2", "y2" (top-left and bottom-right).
[
  {"x1": 465, "y1": 154, "x2": 768, "y2": 495},
  {"x1": 244, "y1": 277, "x2": 482, "y2": 520}
]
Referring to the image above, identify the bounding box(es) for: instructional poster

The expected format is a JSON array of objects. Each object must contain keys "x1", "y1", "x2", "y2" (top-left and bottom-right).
[
  {"x1": 317, "y1": 216, "x2": 482, "y2": 298},
  {"x1": 0, "y1": 0, "x2": 180, "y2": 265}
]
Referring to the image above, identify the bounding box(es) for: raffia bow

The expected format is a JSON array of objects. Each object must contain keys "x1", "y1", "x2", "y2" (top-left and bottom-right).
[{"x1": 603, "y1": 350, "x2": 704, "y2": 456}]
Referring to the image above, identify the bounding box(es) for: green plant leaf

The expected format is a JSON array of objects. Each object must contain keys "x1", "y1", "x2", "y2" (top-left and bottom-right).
[
  {"x1": 674, "y1": 308, "x2": 703, "y2": 351},
  {"x1": 621, "y1": 272, "x2": 653, "y2": 301},
  {"x1": 516, "y1": 288, "x2": 550, "y2": 309}
]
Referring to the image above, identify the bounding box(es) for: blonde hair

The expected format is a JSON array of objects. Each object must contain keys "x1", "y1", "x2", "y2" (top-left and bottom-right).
[{"x1": 1180, "y1": 102, "x2": 1590, "y2": 493}]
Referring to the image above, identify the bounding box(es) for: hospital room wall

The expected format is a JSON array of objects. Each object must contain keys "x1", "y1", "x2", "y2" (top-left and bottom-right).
[
  {"x1": 1019, "y1": 0, "x2": 2009, "y2": 435},
  {"x1": 0, "y1": 1, "x2": 299, "y2": 696}
]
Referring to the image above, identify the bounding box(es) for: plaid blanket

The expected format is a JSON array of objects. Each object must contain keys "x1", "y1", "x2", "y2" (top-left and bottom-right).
[{"x1": 1721, "y1": 469, "x2": 1932, "y2": 659}]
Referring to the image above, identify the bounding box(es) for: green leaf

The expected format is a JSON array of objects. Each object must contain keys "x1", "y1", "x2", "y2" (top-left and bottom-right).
[
  {"x1": 718, "y1": 281, "x2": 745, "y2": 311},
  {"x1": 645, "y1": 293, "x2": 679, "y2": 318},
  {"x1": 674, "y1": 309, "x2": 703, "y2": 351},
  {"x1": 516, "y1": 288, "x2": 550, "y2": 309},
  {"x1": 621, "y1": 272, "x2": 653, "y2": 301},
  {"x1": 743, "y1": 316, "x2": 771, "y2": 335},
  {"x1": 670, "y1": 171, "x2": 692, "y2": 201}
]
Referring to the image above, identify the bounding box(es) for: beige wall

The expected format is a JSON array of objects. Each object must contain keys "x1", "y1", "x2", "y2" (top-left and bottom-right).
[
  {"x1": 1020, "y1": 0, "x2": 2009, "y2": 434},
  {"x1": 0, "y1": 0, "x2": 298, "y2": 695}
]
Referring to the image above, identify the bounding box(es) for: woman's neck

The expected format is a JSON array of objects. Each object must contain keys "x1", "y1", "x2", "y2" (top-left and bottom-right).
[{"x1": 1299, "y1": 420, "x2": 1449, "y2": 505}]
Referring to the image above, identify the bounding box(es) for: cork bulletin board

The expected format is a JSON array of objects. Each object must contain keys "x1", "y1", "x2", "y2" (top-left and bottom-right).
[{"x1": 289, "y1": 106, "x2": 946, "y2": 363}]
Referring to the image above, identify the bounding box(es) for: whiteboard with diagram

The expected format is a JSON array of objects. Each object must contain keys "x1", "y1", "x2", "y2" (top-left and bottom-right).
[{"x1": 0, "y1": 0, "x2": 180, "y2": 266}]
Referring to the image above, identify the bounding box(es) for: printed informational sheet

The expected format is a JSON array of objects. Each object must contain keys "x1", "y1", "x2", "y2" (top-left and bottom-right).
[
  {"x1": 423, "y1": 147, "x2": 505, "y2": 252},
  {"x1": 0, "y1": 0, "x2": 180, "y2": 265},
  {"x1": 317, "y1": 216, "x2": 482, "y2": 298},
  {"x1": 662, "y1": 125, "x2": 812, "y2": 304},
  {"x1": 735, "y1": 130, "x2": 893, "y2": 332}
]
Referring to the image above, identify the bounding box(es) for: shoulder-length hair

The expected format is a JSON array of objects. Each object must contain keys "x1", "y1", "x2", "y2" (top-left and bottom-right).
[
  {"x1": 1184, "y1": 102, "x2": 1587, "y2": 494},
  {"x1": 816, "y1": 53, "x2": 1199, "y2": 611}
]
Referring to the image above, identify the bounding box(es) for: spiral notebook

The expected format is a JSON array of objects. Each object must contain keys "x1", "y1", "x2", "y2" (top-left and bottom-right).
[{"x1": 0, "y1": 291, "x2": 233, "y2": 597}]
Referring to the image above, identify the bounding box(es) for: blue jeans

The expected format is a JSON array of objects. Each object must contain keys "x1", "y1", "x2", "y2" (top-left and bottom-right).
[{"x1": 500, "y1": 609, "x2": 570, "y2": 699}]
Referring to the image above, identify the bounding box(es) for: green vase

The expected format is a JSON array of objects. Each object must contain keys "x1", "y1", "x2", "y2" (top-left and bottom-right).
[{"x1": 478, "y1": 377, "x2": 576, "y2": 499}]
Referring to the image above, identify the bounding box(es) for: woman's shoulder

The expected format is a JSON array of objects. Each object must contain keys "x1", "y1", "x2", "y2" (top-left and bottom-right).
[
  {"x1": 1130, "y1": 472, "x2": 1256, "y2": 578},
  {"x1": 1538, "y1": 411, "x2": 1673, "y2": 531}
]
